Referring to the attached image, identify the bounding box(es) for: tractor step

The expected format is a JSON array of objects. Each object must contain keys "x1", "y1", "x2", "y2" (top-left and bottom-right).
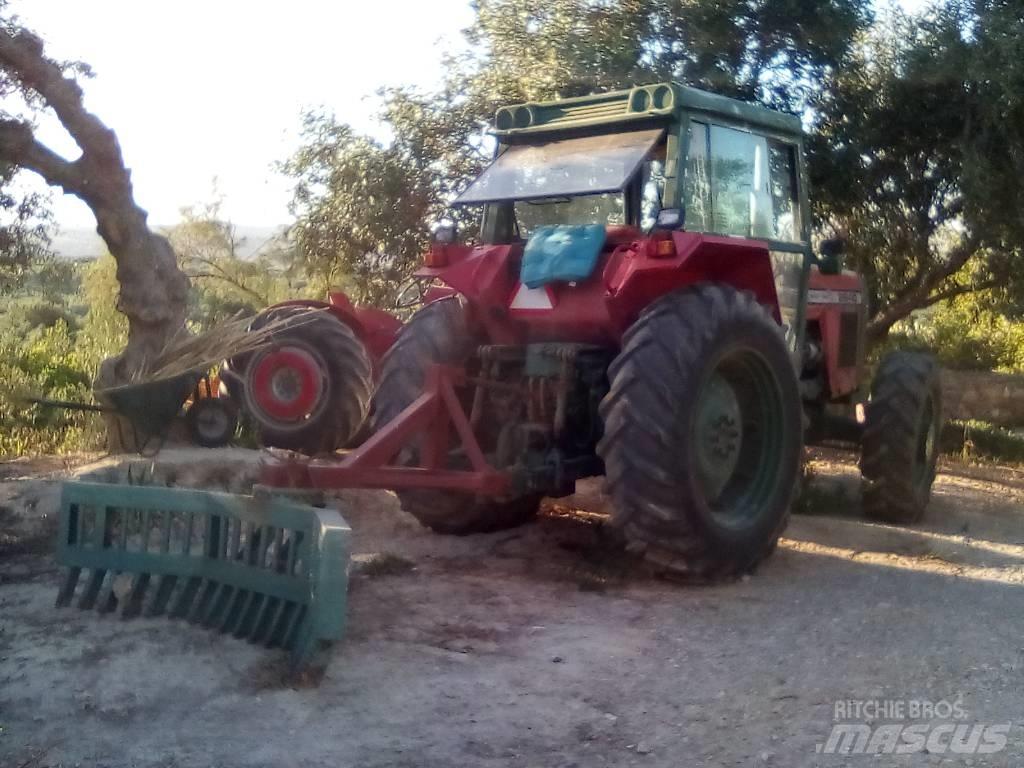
[{"x1": 55, "y1": 481, "x2": 350, "y2": 670}]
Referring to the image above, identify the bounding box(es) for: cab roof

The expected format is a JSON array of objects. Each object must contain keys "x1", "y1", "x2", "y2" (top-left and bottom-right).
[{"x1": 493, "y1": 82, "x2": 803, "y2": 140}]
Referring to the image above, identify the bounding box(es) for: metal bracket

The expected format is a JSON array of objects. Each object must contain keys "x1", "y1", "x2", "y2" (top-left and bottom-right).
[{"x1": 260, "y1": 364, "x2": 511, "y2": 495}]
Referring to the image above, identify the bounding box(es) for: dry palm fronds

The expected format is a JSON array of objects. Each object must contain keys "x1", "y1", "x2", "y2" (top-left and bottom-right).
[{"x1": 128, "y1": 307, "x2": 326, "y2": 384}]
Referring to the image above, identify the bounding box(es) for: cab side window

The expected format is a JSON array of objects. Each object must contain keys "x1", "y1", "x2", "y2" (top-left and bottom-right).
[
  {"x1": 768, "y1": 141, "x2": 801, "y2": 242},
  {"x1": 683, "y1": 120, "x2": 802, "y2": 243}
]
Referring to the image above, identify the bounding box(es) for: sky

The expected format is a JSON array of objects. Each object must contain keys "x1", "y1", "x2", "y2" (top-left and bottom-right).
[
  {"x1": 11, "y1": 0, "x2": 475, "y2": 228},
  {"x1": 12, "y1": 0, "x2": 926, "y2": 231}
]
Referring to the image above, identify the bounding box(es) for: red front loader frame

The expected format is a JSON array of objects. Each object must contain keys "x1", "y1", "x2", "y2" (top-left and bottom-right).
[{"x1": 261, "y1": 364, "x2": 510, "y2": 495}]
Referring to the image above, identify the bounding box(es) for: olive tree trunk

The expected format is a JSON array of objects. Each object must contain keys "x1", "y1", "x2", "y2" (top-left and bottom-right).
[{"x1": 0, "y1": 30, "x2": 189, "y2": 387}]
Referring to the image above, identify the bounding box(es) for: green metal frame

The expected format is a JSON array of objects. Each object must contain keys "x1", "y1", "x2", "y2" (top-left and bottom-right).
[{"x1": 55, "y1": 482, "x2": 350, "y2": 669}]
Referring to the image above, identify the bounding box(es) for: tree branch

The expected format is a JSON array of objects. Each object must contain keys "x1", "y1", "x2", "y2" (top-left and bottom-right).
[
  {"x1": 917, "y1": 278, "x2": 999, "y2": 310},
  {"x1": 0, "y1": 119, "x2": 85, "y2": 196},
  {"x1": 0, "y1": 30, "x2": 118, "y2": 168},
  {"x1": 184, "y1": 255, "x2": 269, "y2": 304},
  {"x1": 867, "y1": 232, "x2": 983, "y2": 342}
]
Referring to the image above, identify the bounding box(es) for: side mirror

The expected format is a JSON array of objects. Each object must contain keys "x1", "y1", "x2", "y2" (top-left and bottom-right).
[
  {"x1": 654, "y1": 207, "x2": 684, "y2": 231},
  {"x1": 818, "y1": 236, "x2": 846, "y2": 275}
]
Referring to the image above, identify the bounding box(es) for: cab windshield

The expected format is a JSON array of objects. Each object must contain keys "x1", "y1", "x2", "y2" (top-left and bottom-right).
[
  {"x1": 513, "y1": 193, "x2": 625, "y2": 237},
  {"x1": 455, "y1": 127, "x2": 667, "y2": 241}
]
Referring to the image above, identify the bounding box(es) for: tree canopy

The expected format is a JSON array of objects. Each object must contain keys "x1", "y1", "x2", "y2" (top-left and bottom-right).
[
  {"x1": 286, "y1": 0, "x2": 1024, "y2": 342},
  {"x1": 811, "y1": 0, "x2": 1024, "y2": 341}
]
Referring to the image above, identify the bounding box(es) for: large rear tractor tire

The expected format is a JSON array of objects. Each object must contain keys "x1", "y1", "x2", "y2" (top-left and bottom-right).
[
  {"x1": 860, "y1": 352, "x2": 942, "y2": 523},
  {"x1": 597, "y1": 284, "x2": 803, "y2": 580},
  {"x1": 370, "y1": 297, "x2": 541, "y2": 534},
  {"x1": 222, "y1": 306, "x2": 372, "y2": 455}
]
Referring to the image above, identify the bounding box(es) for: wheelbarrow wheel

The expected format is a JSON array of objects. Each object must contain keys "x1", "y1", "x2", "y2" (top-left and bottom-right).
[
  {"x1": 222, "y1": 307, "x2": 372, "y2": 455},
  {"x1": 185, "y1": 397, "x2": 239, "y2": 448},
  {"x1": 370, "y1": 297, "x2": 541, "y2": 534}
]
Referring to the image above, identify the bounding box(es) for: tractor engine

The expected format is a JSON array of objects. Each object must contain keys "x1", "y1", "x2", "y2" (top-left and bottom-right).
[{"x1": 468, "y1": 344, "x2": 610, "y2": 498}]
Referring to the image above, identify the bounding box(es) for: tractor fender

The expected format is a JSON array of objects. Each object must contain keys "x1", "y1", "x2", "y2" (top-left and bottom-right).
[
  {"x1": 604, "y1": 232, "x2": 783, "y2": 334},
  {"x1": 264, "y1": 296, "x2": 402, "y2": 365}
]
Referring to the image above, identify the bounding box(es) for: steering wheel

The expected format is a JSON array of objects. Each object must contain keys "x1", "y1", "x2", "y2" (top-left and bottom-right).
[{"x1": 393, "y1": 276, "x2": 431, "y2": 310}]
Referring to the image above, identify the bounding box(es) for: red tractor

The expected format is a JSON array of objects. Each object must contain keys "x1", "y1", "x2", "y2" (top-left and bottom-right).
[{"x1": 246, "y1": 83, "x2": 942, "y2": 579}]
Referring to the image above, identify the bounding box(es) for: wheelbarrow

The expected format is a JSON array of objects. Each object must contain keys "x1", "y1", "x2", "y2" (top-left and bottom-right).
[{"x1": 28, "y1": 371, "x2": 238, "y2": 455}]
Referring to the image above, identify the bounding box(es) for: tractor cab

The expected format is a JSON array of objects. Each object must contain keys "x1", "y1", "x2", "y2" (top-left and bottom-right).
[{"x1": 445, "y1": 83, "x2": 812, "y2": 354}]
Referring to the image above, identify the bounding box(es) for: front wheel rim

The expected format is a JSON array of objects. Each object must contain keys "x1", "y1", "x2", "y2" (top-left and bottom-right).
[
  {"x1": 913, "y1": 396, "x2": 938, "y2": 492},
  {"x1": 694, "y1": 347, "x2": 787, "y2": 529}
]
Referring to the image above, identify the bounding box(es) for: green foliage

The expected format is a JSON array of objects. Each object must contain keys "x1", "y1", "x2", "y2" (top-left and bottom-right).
[
  {"x1": 0, "y1": 198, "x2": 309, "y2": 455},
  {"x1": 0, "y1": 255, "x2": 128, "y2": 455},
  {"x1": 283, "y1": 114, "x2": 439, "y2": 307},
  {"x1": 810, "y1": 1, "x2": 1024, "y2": 342},
  {"x1": 0, "y1": 170, "x2": 53, "y2": 293},
  {"x1": 941, "y1": 420, "x2": 1024, "y2": 465},
  {"x1": 165, "y1": 197, "x2": 298, "y2": 328},
  {"x1": 0, "y1": 321, "x2": 99, "y2": 456},
  {"x1": 889, "y1": 292, "x2": 1024, "y2": 373}
]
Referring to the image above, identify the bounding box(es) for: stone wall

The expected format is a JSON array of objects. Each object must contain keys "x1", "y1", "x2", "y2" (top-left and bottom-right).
[{"x1": 941, "y1": 368, "x2": 1024, "y2": 427}]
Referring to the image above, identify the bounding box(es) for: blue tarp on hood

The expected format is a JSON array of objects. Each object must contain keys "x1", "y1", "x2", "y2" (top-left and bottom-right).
[{"x1": 520, "y1": 224, "x2": 606, "y2": 288}]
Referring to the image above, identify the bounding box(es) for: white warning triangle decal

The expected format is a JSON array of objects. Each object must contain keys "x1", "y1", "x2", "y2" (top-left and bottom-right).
[{"x1": 509, "y1": 283, "x2": 556, "y2": 310}]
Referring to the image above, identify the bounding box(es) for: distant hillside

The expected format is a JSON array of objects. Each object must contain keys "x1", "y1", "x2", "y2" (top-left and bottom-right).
[{"x1": 51, "y1": 225, "x2": 288, "y2": 261}]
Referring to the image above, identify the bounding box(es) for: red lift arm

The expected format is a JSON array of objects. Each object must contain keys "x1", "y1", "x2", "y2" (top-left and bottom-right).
[{"x1": 259, "y1": 365, "x2": 511, "y2": 495}]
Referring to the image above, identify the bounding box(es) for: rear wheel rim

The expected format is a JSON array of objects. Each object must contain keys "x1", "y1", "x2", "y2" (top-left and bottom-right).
[
  {"x1": 913, "y1": 396, "x2": 937, "y2": 492},
  {"x1": 694, "y1": 347, "x2": 786, "y2": 529},
  {"x1": 247, "y1": 344, "x2": 328, "y2": 429}
]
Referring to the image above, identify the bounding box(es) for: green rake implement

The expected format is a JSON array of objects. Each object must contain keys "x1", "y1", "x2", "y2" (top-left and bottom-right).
[{"x1": 55, "y1": 481, "x2": 350, "y2": 670}]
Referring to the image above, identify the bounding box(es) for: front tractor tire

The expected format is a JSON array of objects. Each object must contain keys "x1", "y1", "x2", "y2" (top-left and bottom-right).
[
  {"x1": 223, "y1": 306, "x2": 373, "y2": 455},
  {"x1": 860, "y1": 352, "x2": 942, "y2": 523},
  {"x1": 370, "y1": 297, "x2": 541, "y2": 535},
  {"x1": 597, "y1": 285, "x2": 803, "y2": 581}
]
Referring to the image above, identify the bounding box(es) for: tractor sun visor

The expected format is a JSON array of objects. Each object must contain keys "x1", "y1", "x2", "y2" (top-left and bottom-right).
[{"x1": 453, "y1": 127, "x2": 665, "y2": 205}]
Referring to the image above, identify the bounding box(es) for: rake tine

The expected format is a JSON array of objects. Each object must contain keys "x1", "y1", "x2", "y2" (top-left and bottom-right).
[
  {"x1": 235, "y1": 593, "x2": 265, "y2": 639},
  {"x1": 96, "y1": 571, "x2": 120, "y2": 614},
  {"x1": 187, "y1": 579, "x2": 218, "y2": 624},
  {"x1": 170, "y1": 576, "x2": 203, "y2": 619},
  {"x1": 265, "y1": 601, "x2": 295, "y2": 648},
  {"x1": 250, "y1": 597, "x2": 281, "y2": 644},
  {"x1": 146, "y1": 575, "x2": 178, "y2": 617},
  {"x1": 203, "y1": 584, "x2": 234, "y2": 628},
  {"x1": 56, "y1": 567, "x2": 81, "y2": 607},
  {"x1": 281, "y1": 605, "x2": 307, "y2": 650},
  {"x1": 78, "y1": 569, "x2": 106, "y2": 610},
  {"x1": 220, "y1": 589, "x2": 249, "y2": 638},
  {"x1": 120, "y1": 573, "x2": 151, "y2": 619}
]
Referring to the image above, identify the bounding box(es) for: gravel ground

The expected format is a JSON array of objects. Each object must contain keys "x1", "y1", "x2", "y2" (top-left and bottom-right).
[{"x1": 1, "y1": 448, "x2": 1023, "y2": 767}]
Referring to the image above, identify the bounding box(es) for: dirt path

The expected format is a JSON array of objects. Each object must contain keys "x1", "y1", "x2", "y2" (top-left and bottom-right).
[{"x1": 1, "y1": 449, "x2": 1023, "y2": 767}]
